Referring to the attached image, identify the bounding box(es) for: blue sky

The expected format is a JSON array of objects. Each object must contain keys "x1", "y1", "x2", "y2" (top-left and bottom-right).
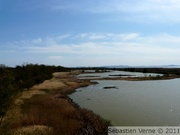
[{"x1": 1, "y1": 0, "x2": 180, "y2": 67}]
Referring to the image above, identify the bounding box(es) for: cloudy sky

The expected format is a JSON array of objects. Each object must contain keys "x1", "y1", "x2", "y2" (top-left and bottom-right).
[{"x1": 1, "y1": 0, "x2": 180, "y2": 67}]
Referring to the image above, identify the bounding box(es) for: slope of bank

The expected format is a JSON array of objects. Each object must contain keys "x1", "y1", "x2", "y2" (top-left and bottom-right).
[{"x1": 0, "y1": 71, "x2": 110, "y2": 135}]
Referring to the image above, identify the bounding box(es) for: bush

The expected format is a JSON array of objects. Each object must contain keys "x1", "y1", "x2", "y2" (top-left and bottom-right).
[
  {"x1": 0, "y1": 66, "x2": 19, "y2": 123},
  {"x1": 0, "y1": 64, "x2": 69, "y2": 125}
]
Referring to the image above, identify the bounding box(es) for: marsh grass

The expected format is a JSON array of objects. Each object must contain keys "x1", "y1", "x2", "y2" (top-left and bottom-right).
[
  {"x1": 0, "y1": 71, "x2": 110, "y2": 135},
  {"x1": 79, "y1": 109, "x2": 110, "y2": 134},
  {"x1": 11, "y1": 125, "x2": 52, "y2": 135},
  {"x1": 6, "y1": 94, "x2": 110, "y2": 135},
  {"x1": 39, "y1": 89, "x2": 50, "y2": 93},
  {"x1": 11, "y1": 94, "x2": 81, "y2": 135}
]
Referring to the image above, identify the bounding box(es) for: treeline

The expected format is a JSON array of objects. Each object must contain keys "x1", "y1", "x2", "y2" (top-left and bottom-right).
[
  {"x1": 0, "y1": 64, "x2": 69, "y2": 123},
  {"x1": 119, "y1": 68, "x2": 180, "y2": 75},
  {"x1": 74, "y1": 67, "x2": 180, "y2": 75}
]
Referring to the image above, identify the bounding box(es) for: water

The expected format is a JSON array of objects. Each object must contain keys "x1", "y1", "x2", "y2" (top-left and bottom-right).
[
  {"x1": 77, "y1": 70, "x2": 162, "y2": 79},
  {"x1": 69, "y1": 72, "x2": 180, "y2": 126}
]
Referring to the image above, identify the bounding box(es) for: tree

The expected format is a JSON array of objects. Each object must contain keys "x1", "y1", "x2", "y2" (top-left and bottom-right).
[{"x1": 0, "y1": 66, "x2": 18, "y2": 124}]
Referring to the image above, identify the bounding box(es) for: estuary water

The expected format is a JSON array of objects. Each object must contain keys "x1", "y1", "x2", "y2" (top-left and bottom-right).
[
  {"x1": 69, "y1": 71, "x2": 180, "y2": 126},
  {"x1": 77, "y1": 70, "x2": 161, "y2": 79}
]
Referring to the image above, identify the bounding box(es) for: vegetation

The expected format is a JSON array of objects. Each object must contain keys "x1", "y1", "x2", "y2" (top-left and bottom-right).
[
  {"x1": 0, "y1": 64, "x2": 110, "y2": 135},
  {"x1": 7, "y1": 94, "x2": 109, "y2": 135},
  {"x1": 75, "y1": 66, "x2": 180, "y2": 74},
  {"x1": 0, "y1": 64, "x2": 68, "y2": 125},
  {"x1": 120, "y1": 67, "x2": 180, "y2": 75},
  {"x1": 0, "y1": 65, "x2": 18, "y2": 124},
  {"x1": 14, "y1": 64, "x2": 68, "y2": 89},
  {"x1": 10, "y1": 94, "x2": 80, "y2": 135},
  {"x1": 1, "y1": 64, "x2": 180, "y2": 134}
]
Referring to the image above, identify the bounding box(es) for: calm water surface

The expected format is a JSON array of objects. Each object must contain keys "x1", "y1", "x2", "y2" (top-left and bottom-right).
[
  {"x1": 77, "y1": 70, "x2": 162, "y2": 79},
  {"x1": 69, "y1": 72, "x2": 180, "y2": 126}
]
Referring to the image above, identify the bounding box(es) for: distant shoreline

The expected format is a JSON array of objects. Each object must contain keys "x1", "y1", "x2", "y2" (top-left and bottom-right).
[
  {"x1": 86, "y1": 75, "x2": 180, "y2": 81},
  {"x1": 78, "y1": 70, "x2": 180, "y2": 81}
]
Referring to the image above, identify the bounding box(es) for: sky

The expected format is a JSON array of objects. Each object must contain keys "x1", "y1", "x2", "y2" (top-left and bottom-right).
[{"x1": 1, "y1": 0, "x2": 180, "y2": 67}]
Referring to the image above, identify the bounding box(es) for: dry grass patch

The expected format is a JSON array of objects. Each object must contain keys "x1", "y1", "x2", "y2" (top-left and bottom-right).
[
  {"x1": 14, "y1": 90, "x2": 46, "y2": 105},
  {"x1": 1, "y1": 71, "x2": 110, "y2": 135},
  {"x1": 52, "y1": 72, "x2": 69, "y2": 78},
  {"x1": 31, "y1": 79, "x2": 66, "y2": 90},
  {"x1": 78, "y1": 109, "x2": 110, "y2": 135},
  {"x1": 11, "y1": 94, "x2": 81, "y2": 135},
  {"x1": 31, "y1": 72, "x2": 70, "y2": 91},
  {"x1": 11, "y1": 125, "x2": 52, "y2": 135}
]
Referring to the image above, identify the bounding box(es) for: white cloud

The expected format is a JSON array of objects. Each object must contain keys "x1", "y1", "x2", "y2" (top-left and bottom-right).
[
  {"x1": 118, "y1": 33, "x2": 140, "y2": 40},
  {"x1": 16, "y1": 0, "x2": 180, "y2": 23},
  {"x1": 2, "y1": 32, "x2": 180, "y2": 66},
  {"x1": 73, "y1": 33, "x2": 140, "y2": 41},
  {"x1": 52, "y1": 0, "x2": 180, "y2": 23},
  {"x1": 94, "y1": 0, "x2": 180, "y2": 14},
  {"x1": 49, "y1": 56, "x2": 63, "y2": 60}
]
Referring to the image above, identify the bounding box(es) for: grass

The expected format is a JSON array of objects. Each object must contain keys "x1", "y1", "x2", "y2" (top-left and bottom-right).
[
  {"x1": 14, "y1": 94, "x2": 81, "y2": 135},
  {"x1": 9, "y1": 94, "x2": 109, "y2": 135},
  {"x1": 39, "y1": 89, "x2": 50, "y2": 93},
  {"x1": 11, "y1": 125, "x2": 52, "y2": 135},
  {"x1": 78, "y1": 109, "x2": 110, "y2": 134},
  {"x1": 0, "y1": 72, "x2": 110, "y2": 135},
  {"x1": 0, "y1": 93, "x2": 81, "y2": 135}
]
